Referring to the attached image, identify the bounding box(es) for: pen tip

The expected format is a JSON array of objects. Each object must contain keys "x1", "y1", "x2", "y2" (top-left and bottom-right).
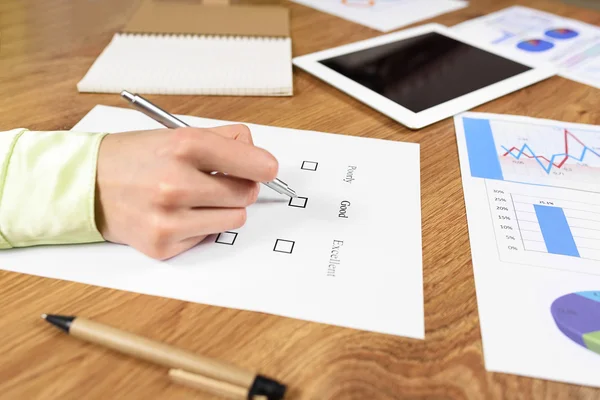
[
  {"x1": 120, "y1": 90, "x2": 135, "y2": 102},
  {"x1": 41, "y1": 314, "x2": 47, "y2": 320}
]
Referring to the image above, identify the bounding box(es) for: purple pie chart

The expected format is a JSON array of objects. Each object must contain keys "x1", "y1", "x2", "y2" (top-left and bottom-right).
[{"x1": 551, "y1": 291, "x2": 600, "y2": 355}]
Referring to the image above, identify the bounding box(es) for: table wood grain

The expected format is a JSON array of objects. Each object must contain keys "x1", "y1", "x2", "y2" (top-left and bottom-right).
[{"x1": 1, "y1": 0, "x2": 599, "y2": 399}]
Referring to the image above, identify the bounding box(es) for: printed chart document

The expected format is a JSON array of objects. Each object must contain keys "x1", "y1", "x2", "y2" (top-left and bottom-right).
[
  {"x1": 290, "y1": 0, "x2": 468, "y2": 32},
  {"x1": 0, "y1": 105, "x2": 424, "y2": 339},
  {"x1": 455, "y1": 112, "x2": 600, "y2": 387},
  {"x1": 453, "y1": 6, "x2": 600, "y2": 89}
]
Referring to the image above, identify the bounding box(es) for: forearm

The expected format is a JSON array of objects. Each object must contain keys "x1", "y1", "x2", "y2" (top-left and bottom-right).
[{"x1": 0, "y1": 129, "x2": 107, "y2": 248}]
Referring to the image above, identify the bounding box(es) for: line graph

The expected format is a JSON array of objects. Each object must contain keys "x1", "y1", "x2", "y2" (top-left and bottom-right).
[
  {"x1": 464, "y1": 117, "x2": 600, "y2": 192},
  {"x1": 501, "y1": 129, "x2": 600, "y2": 174}
]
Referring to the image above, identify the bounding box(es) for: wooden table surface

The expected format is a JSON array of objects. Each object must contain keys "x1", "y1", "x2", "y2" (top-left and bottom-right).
[{"x1": 1, "y1": 0, "x2": 599, "y2": 399}]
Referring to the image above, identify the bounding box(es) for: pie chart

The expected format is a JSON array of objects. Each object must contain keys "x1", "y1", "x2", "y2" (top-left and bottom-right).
[
  {"x1": 545, "y1": 28, "x2": 579, "y2": 40},
  {"x1": 551, "y1": 291, "x2": 600, "y2": 355},
  {"x1": 517, "y1": 39, "x2": 554, "y2": 52}
]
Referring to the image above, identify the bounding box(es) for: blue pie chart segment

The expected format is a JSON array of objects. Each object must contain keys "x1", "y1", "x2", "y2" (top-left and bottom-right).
[
  {"x1": 546, "y1": 28, "x2": 579, "y2": 40},
  {"x1": 517, "y1": 39, "x2": 555, "y2": 52}
]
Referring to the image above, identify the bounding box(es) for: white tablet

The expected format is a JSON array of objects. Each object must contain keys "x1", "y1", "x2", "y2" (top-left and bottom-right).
[{"x1": 293, "y1": 24, "x2": 556, "y2": 129}]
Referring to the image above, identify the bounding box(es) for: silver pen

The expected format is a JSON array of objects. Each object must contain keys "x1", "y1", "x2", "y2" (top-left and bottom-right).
[{"x1": 120, "y1": 90, "x2": 298, "y2": 198}]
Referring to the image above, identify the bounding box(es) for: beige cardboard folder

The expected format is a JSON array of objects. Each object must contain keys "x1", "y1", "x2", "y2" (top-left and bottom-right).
[
  {"x1": 77, "y1": 0, "x2": 293, "y2": 96},
  {"x1": 123, "y1": 0, "x2": 290, "y2": 38}
]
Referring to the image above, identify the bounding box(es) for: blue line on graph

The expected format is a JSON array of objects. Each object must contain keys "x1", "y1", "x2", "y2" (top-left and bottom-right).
[
  {"x1": 534, "y1": 205, "x2": 580, "y2": 258},
  {"x1": 501, "y1": 144, "x2": 600, "y2": 174}
]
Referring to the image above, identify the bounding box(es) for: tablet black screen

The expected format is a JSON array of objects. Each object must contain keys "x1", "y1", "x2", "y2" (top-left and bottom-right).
[{"x1": 319, "y1": 32, "x2": 532, "y2": 113}]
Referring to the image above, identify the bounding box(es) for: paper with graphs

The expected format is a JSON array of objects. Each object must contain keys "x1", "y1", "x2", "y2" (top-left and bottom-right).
[
  {"x1": 453, "y1": 6, "x2": 600, "y2": 89},
  {"x1": 0, "y1": 105, "x2": 424, "y2": 338},
  {"x1": 455, "y1": 111, "x2": 600, "y2": 387},
  {"x1": 291, "y1": 0, "x2": 467, "y2": 32}
]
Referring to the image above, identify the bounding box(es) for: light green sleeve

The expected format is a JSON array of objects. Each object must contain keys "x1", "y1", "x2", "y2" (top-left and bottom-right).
[{"x1": 0, "y1": 129, "x2": 108, "y2": 249}]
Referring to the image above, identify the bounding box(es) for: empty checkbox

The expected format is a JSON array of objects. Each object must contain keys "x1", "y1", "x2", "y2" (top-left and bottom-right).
[
  {"x1": 288, "y1": 196, "x2": 308, "y2": 208},
  {"x1": 273, "y1": 239, "x2": 295, "y2": 254},
  {"x1": 215, "y1": 231, "x2": 238, "y2": 245},
  {"x1": 301, "y1": 161, "x2": 318, "y2": 171}
]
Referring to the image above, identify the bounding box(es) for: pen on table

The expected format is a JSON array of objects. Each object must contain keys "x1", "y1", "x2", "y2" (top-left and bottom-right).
[
  {"x1": 42, "y1": 314, "x2": 286, "y2": 400},
  {"x1": 120, "y1": 90, "x2": 298, "y2": 199}
]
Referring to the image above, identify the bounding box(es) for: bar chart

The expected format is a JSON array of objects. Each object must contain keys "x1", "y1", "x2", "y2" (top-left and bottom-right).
[
  {"x1": 463, "y1": 117, "x2": 600, "y2": 192},
  {"x1": 486, "y1": 182, "x2": 600, "y2": 267},
  {"x1": 533, "y1": 204, "x2": 580, "y2": 258}
]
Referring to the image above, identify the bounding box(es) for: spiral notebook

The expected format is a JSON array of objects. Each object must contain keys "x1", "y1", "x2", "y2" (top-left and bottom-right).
[{"x1": 77, "y1": 1, "x2": 293, "y2": 96}]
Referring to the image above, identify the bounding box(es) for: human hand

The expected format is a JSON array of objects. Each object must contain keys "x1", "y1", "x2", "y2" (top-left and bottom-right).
[{"x1": 94, "y1": 125, "x2": 278, "y2": 260}]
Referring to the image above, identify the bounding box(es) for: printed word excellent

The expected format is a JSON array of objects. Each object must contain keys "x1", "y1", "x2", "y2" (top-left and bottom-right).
[{"x1": 327, "y1": 239, "x2": 344, "y2": 277}]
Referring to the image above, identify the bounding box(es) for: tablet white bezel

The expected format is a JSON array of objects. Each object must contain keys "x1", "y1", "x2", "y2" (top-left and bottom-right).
[{"x1": 292, "y1": 24, "x2": 556, "y2": 129}]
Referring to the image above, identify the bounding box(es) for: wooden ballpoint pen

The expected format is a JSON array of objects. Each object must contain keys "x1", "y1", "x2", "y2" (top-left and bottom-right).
[{"x1": 42, "y1": 314, "x2": 286, "y2": 400}]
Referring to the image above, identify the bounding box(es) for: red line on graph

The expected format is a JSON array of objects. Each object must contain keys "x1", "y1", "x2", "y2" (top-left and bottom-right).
[{"x1": 502, "y1": 129, "x2": 587, "y2": 169}]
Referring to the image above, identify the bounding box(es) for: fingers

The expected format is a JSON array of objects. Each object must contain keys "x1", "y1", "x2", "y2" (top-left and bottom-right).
[
  {"x1": 152, "y1": 235, "x2": 209, "y2": 261},
  {"x1": 134, "y1": 207, "x2": 248, "y2": 260},
  {"x1": 97, "y1": 125, "x2": 272, "y2": 261},
  {"x1": 171, "y1": 127, "x2": 278, "y2": 183},
  {"x1": 177, "y1": 207, "x2": 248, "y2": 240},
  {"x1": 153, "y1": 166, "x2": 260, "y2": 208},
  {"x1": 153, "y1": 207, "x2": 248, "y2": 243},
  {"x1": 210, "y1": 124, "x2": 254, "y2": 144}
]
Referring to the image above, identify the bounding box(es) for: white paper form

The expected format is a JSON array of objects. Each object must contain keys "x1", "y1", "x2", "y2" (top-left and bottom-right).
[
  {"x1": 290, "y1": 0, "x2": 468, "y2": 32},
  {"x1": 454, "y1": 111, "x2": 600, "y2": 387},
  {"x1": 453, "y1": 6, "x2": 600, "y2": 89},
  {"x1": 0, "y1": 105, "x2": 424, "y2": 339}
]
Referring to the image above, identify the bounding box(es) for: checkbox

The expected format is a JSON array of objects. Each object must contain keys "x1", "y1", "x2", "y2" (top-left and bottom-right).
[
  {"x1": 301, "y1": 161, "x2": 318, "y2": 171},
  {"x1": 215, "y1": 231, "x2": 238, "y2": 245},
  {"x1": 273, "y1": 239, "x2": 295, "y2": 254},
  {"x1": 288, "y1": 196, "x2": 308, "y2": 208}
]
